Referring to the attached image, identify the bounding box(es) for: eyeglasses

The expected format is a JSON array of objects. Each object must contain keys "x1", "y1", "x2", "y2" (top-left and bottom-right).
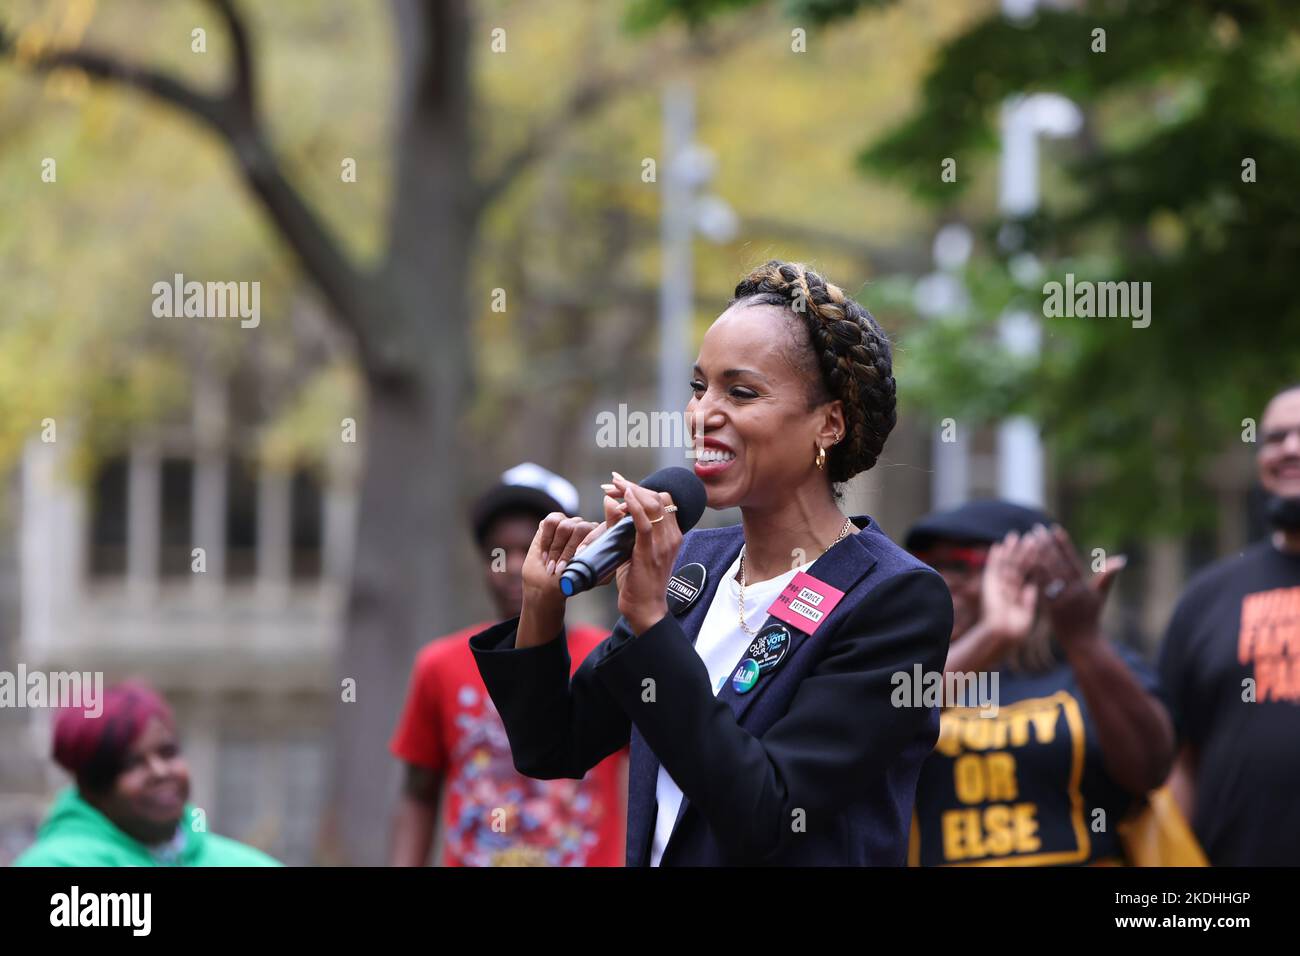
[
  {"x1": 1262, "y1": 425, "x2": 1300, "y2": 445},
  {"x1": 911, "y1": 545, "x2": 988, "y2": 577}
]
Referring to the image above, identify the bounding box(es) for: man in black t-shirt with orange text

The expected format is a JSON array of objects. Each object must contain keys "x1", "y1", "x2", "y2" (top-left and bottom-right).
[{"x1": 1159, "y1": 384, "x2": 1300, "y2": 865}]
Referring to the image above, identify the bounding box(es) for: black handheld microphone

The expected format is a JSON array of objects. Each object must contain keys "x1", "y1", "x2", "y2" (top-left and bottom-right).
[{"x1": 558, "y1": 466, "x2": 708, "y2": 598}]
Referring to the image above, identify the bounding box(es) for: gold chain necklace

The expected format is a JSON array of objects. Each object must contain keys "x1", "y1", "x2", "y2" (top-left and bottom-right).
[{"x1": 737, "y1": 517, "x2": 854, "y2": 636}]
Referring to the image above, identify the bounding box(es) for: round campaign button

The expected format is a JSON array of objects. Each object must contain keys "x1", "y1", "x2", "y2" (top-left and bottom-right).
[
  {"x1": 747, "y1": 624, "x2": 791, "y2": 672},
  {"x1": 731, "y1": 658, "x2": 761, "y2": 695},
  {"x1": 666, "y1": 562, "x2": 707, "y2": 615}
]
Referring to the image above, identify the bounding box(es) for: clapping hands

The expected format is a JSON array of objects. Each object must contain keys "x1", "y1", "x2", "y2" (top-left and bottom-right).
[{"x1": 976, "y1": 525, "x2": 1126, "y2": 651}]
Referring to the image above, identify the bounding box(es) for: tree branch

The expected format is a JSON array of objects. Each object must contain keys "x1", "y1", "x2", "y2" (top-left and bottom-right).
[
  {"x1": 0, "y1": 10, "x2": 374, "y2": 358},
  {"x1": 381, "y1": 0, "x2": 473, "y2": 283},
  {"x1": 0, "y1": 24, "x2": 228, "y2": 132},
  {"x1": 474, "y1": 78, "x2": 616, "y2": 211},
  {"x1": 472, "y1": 17, "x2": 758, "y2": 212},
  {"x1": 206, "y1": 0, "x2": 255, "y2": 117}
]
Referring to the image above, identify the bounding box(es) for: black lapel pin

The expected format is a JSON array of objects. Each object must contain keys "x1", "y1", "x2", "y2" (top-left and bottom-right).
[{"x1": 666, "y1": 562, "x2": 707, "y2": 615}]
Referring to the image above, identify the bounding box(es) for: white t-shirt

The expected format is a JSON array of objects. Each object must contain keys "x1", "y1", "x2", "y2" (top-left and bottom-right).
[{"x1": 649, "y1": 550, "x2": 814, "y2": 867}]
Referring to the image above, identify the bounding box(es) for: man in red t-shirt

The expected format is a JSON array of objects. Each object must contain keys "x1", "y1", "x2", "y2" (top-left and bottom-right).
[{"x1": 388, "y1": 464, "x2": 626, "y2": 866}]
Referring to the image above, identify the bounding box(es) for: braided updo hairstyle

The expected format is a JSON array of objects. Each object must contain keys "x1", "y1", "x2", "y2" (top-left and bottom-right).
[{"x1": 730, "y1": 260, "x2": 897, "y2": 485}]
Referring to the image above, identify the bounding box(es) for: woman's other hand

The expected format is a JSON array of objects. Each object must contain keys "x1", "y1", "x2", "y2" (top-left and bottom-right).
[
  {"x1": 521, "y1": 512, "x2": 603, "y2": 609},
  {"x1": 1028, "y1": 524, "x2": 1126, "y2": 647},
  {"x1": 978, "y1": 531, "x2": 1039, "y2": 650},
  {"x1": 609, "y1": 472, "x2": 683, "y2": 635}
]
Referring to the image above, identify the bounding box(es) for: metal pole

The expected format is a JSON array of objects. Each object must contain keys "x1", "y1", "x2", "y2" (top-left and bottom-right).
[
  {"x1": 659, "y1": 83, "x2": 694, "y2": 470},
  {"x1": 996, "y1": 96, "x2": 1046, "y2": 507}
]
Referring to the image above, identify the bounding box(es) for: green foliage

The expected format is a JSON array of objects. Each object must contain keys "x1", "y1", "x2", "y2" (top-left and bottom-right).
[
  {"x1": 857, "y1": 1, "x2": 1300, "y2": 539},
  {"x1": 871, "y1": 266, "x2": 1040, "y2": 423},
  {"x1": 656, "y1": 0, "x2": 1300, "y2": 539}
]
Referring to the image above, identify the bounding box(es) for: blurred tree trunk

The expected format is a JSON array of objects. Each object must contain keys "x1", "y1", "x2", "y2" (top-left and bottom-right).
[
  {"x1": 319, "y1": 0, "x2": 474, "y2": 865},
  {"x1": 2, "y1": 0, "x2": 473, "y2": 865}
]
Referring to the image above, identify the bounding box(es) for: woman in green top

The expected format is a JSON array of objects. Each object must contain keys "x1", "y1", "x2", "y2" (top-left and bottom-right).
[{"x1": 15, "y1": 681, "x2": 280, "y2": 867}]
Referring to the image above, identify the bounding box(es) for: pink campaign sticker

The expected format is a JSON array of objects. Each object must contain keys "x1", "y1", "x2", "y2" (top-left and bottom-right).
[{"x1": 766, "y1": 571, "x2": 846, "y2": 635}]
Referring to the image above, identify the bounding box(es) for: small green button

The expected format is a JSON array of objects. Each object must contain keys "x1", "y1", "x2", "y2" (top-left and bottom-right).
[{"x1": 731, "y1": 658, "x2": 761, "y2": 694}]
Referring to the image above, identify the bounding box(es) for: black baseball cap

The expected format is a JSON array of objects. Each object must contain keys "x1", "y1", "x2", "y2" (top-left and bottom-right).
[
  {"x1": 471, "y1": 462, "x2": 581, "y2": 547},
  {"x1": 904, "y1": 499, "x2": 1054, "y2": 552}
]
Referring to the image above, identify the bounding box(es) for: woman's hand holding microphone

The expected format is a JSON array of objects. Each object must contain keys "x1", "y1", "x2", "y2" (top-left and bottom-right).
[
  {"x1": 605, "y1": 472, "x2": 683, "y2": 634},
  {"x1": 515, "y1": 472, "x2": 683, "y2": 648}
]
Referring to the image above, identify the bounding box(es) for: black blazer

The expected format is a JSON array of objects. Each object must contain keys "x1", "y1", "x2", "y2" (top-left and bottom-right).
[{"x1": 469, "y1": 515, "x2": 952, "y2": 866}]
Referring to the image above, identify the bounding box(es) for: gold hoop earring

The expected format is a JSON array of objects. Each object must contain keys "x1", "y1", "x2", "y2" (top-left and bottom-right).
[{"x1": 815, "y1": 445, "x2": 827, "y2": 470}]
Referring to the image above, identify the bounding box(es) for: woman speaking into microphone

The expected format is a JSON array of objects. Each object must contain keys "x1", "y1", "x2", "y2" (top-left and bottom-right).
[{"x1": 470, "y1": 260, "x2": 952, "y2": 866}]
